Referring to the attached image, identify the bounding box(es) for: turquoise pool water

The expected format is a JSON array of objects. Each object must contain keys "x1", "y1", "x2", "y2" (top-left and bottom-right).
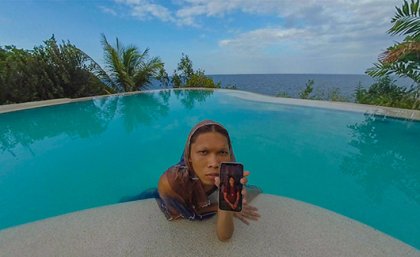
[{"x1": 0, "y1": 90, "x2": 419, "y2": 248}]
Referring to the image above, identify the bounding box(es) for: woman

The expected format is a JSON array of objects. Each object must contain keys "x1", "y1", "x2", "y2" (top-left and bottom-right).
[
  {"x1": 223, "y1": 176, "x2": 240, "y2": 211},
  {"x1": 157, "y1": 120, "x2": 260, "y2": 241}
]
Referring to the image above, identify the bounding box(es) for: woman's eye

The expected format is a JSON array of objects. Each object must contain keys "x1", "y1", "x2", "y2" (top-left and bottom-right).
[
  {"x1": 198, "y1": 150, "x2": 208, "y2": 155},
  {"x1": 219, "y1": 151, "x2": 229, "y2": 156}
]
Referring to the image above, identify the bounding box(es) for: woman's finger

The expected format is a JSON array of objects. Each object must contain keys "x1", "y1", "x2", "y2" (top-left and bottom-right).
[
  {"x1": 242, "y1": 197, "x2": 247, "y2": 205},
  {"x1": 236, "y1": 214, "x2": 250, "y2": 225},
  {"x1": 242, "y1": 213, "x2": 259, "y2": 221},
  {"x1": 240, "y1": 177, "x2": 248, "y2": 185},
  {"x1": 244, "y1": 205, "x2": 258, "y2": 212},
  {"x1": 244, "y1": 210, "x2": 261, "y2": 218},
  {"x1": 241, "y1": 188, "x2": 247, "y2": 197}
]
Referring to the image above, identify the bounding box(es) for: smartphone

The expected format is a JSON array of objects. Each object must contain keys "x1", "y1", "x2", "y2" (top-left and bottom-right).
[{"x1": 218, "y1": 162, "x2": 244, "y2": 212}]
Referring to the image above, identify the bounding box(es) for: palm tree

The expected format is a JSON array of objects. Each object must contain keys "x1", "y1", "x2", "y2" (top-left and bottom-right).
[
  {"x1": 100, "y1": 34, "x2": 166, "y2": 92},
  {"x1": 367, "y1": 0, "x2": 420, "y2": 84}
]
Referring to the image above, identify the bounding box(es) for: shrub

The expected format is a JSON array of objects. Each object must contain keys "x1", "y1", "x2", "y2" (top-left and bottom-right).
[
  {"x1": 355, "y1": 76, "x2": 419, "y2": 109},
  {"x1": 299, "y1": 80, "x2": 314, "y2": 99},
  {"x1": 171, "y1": 54, "x2": 220, "y2": 88}
]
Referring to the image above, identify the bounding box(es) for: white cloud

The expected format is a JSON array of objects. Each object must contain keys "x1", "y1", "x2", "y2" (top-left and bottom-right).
[
  {"x1": 132, "y1": 4, "x2": 174, "y2": 22},
  {"x1": 115, "y1": 0, "x2": 175, "y2": 22},
  {"x1": 111, "y1": 0, "x2": 400, "y2": 37},
  {"x1": 219, "y1": 28, "x2": 310, "y2": 49},
  {"x1": 99, "y1": 6, "x2": 118, "y2": 16},
  {"x1": 215, "y1": 0, "x2": 401, "y2": 57},
  {"x1": 109, "y1": 0, "x2": 404, "y2": 73}
]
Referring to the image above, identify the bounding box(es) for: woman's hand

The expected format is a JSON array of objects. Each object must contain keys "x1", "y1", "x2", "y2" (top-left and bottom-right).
[
  {"x1": 233, "y1": 202, "x2": 259, "y2": 225},
  {"x1": 215, "y1": 170, "x2": 261, "y2": 225}
]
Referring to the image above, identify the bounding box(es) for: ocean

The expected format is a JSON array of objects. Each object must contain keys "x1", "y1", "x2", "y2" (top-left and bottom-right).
[
  {"x1": 151, "y1": 74, "x2": 414, "y2": 102},
  {"x1": 207, "y1": 74, "x2": 414, "y2": 102}
]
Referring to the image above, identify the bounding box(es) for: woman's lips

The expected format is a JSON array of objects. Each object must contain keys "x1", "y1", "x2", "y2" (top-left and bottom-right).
[{"x1": 205, "y1": 173, "x2": 219, "y2": 180}]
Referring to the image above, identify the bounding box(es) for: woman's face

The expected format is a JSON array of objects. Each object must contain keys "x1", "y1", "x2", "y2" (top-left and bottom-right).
[
  {"x1": 229, "y1": 177, "x2": 235, "y2": 186},
  {"x1": 189, "y1": 131, "x2": 231, "y2": 188}
]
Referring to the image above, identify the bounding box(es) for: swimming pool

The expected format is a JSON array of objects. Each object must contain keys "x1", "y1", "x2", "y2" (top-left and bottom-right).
[{"x1": 0, "y1": 89, "x2": 419, "y2": 249}]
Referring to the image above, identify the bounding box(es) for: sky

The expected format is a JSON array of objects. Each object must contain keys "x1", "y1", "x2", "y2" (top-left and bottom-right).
[{"x1": 0, "y1": 0, "x2": 405, "y2": 75}]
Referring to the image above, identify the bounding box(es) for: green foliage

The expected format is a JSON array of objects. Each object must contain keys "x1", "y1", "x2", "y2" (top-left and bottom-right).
[
  {"x1": 312, "y1": 87, "x2": 349, "y2": 102},
  {"x1": 328, "y1": 88, "x2": 349, "y2": 102},
  {"x1": 389, "y1": 0, "x2": 420, "y2": 38},
  {"x1": 278, "y1": 80, "x2": 348, "y2": 102},
  {"x1": 366, "y1": 55, "x2": 420, "y2": 84},
  {"x1": 100, "y1": 34, "x2": 166, "y2": 92},
  {"x1": 0, "y1": 37, "x2": 112, "y2": 105},
  {"x1": 156, "y1": 68, "x2": 170, "y2": 87},
  {"x1": 367, "y1": 0, "x2": 420, "y2": 84},
  {"x1": 223, "y1": 84, "x2": 237, "y2": 90},
  {"x1": 298, "y1": 80, "x2": 314, "y2": 99},
  {"x1": 365, "y1": 1, "x2": 420, "y2": 109},
  {"x1": 177, "y1": 54, "x2": 194, "y2": 80},
  {"x1": 186, "y1": 69, "x2": 221, "y2": 88},
  {"x1": 355, "y1": 76, "x2": 419, "y2": 109},
  {"x1": 171, "y1": 54, "x2": 220, "y2": 88},
  {"x1": 276, "y1": 91, "x2": 290, "y2": 98}
]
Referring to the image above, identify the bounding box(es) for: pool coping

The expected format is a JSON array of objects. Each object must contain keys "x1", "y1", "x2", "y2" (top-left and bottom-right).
[
  {"x1": 1, "y1": 88, "x2": 419, "y2": 121},
  {"x1": 0, "y1": 194, "x2": 418, "y2": 257}
]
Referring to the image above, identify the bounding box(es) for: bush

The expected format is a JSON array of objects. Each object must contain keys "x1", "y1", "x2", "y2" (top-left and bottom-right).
[
  {"x1": 0, "y1": 37, "x2": 112, "y2": 105},
  {"x1": 186, "y1": 69, "x2": 221, "y2": 88},
  {"x1": 171, "y1": 54, "x2": 220, "y2": 88},
  {"x1": 276, "y1": 91, "x2": 290, "y2": 98},
  {"x1": 299, "y1": 80, "x2": 314, "y2": 99},
  {"x1": 355, "y1": 76, "x2": 419, "y2": 109}
]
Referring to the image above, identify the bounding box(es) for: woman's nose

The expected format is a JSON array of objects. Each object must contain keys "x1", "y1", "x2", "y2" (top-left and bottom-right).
[{"x1": 208, "y1": 154, "x2": 220, "y2": 168}]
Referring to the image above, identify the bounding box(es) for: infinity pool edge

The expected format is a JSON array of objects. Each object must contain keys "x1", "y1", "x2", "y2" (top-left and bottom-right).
[{"x1": 1, "y1": 88, "x2": 419, "y2": 121}]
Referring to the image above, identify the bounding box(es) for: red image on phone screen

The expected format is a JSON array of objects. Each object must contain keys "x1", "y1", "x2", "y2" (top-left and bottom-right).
[{"x1": 218, "y1": 162, "x2": 243, "y2": 212}]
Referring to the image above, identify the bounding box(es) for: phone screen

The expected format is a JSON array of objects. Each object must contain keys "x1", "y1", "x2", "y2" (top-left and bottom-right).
[{"x1": 218, "y1": 162, "x2": 244, "y2": 212}]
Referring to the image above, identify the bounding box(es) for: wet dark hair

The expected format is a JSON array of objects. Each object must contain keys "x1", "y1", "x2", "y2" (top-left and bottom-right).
[
  {"x1": 190, "y1": 124, "x2": 231, "y2": 146},
  {"x1": 227, "y1": 175, "x2": 236, "y2": 191}
]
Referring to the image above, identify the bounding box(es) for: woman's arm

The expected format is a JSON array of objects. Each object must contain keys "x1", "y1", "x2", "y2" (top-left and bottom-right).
[
  {"x1": 158, "y1": 173, "x2": 180, "y2": 200},
  {"x1": 233, "y1": 191, "x2": 240, "y2": 209},
  {"x1": 216, "y1": 209, "x2": 234, "y2": 241},
  {"x1": 223, "y1": 192, "x2": 234, "y2": 207},
  {"x1": 216, "y1": 185, "x2": 235, "y2": 241},
  {"x1": 158, "y1": 173, "x2": 195, "y2": 220}
]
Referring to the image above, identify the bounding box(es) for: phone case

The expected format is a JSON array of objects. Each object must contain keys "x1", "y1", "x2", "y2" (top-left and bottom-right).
[{"x1": 218, "y1": 162, "x2": 244, "y2": 212}]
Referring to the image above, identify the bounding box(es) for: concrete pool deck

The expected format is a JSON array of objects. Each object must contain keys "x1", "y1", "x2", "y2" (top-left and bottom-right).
[
  {"x1": 0, "y1": 194, "x2": 418, "y2": 257},
  {"x1": 0, "y1": 88, "x2": 419, "y2": 121}
]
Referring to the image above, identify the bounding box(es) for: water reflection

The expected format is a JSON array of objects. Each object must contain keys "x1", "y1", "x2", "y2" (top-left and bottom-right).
[
  {"x1": 0, "y1": 100, "x2": 113, "y2": 157},
  {"x1": 173, "y1": 89, "x2": 214, "y2": 109},
  {"x1": 0, "y1": 90, "x2": 218, "y2": 158},
  {"x1": 0, "y1": 91, "x2": 172, "y2": 157},
  {"x1": 118, "y1": 92, "x2": 170, "y2": 133},
  {"x1": 342, "y1": 114, "x2": 420, "y2": 204}
]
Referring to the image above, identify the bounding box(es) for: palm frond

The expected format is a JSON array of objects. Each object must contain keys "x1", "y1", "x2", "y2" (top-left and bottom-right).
[
  {"x1": 75, "y1": 47, "x2": 118, "y2": 92},
  {"x1": 381, "y1": 41, "x2": 420, "y2": 63},
  {"x1": 367, "y1": 60, "x2": 420, "y2": 84},
  {"x1": 101, "y1": 34, "x2": 135, "y2": 91},
  {"x1": 389, "y1": 0, "x2": 420, "y2": 37},
  {"x1": 100, "y1": 34, "x2": 166, "y2": 92}
]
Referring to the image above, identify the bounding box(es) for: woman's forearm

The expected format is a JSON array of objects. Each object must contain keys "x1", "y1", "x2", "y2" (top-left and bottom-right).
[
  {"x1": 223, "y1": 193, "x2": 232, "y2": 205},
  {"x1": 234, "y1": 192, "x2": 240, "y2": 205},
  {"x1": 196, "y1": 202, "x2": 218, "y2": 214},
  {"x1": 216, "y1": 209, "x2": 234, "y2": 241}
]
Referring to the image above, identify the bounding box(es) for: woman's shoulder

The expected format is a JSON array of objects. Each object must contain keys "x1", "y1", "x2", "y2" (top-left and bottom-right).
[{"x1": 158, "y1": 165, "x2": 189, "y2": 198}]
